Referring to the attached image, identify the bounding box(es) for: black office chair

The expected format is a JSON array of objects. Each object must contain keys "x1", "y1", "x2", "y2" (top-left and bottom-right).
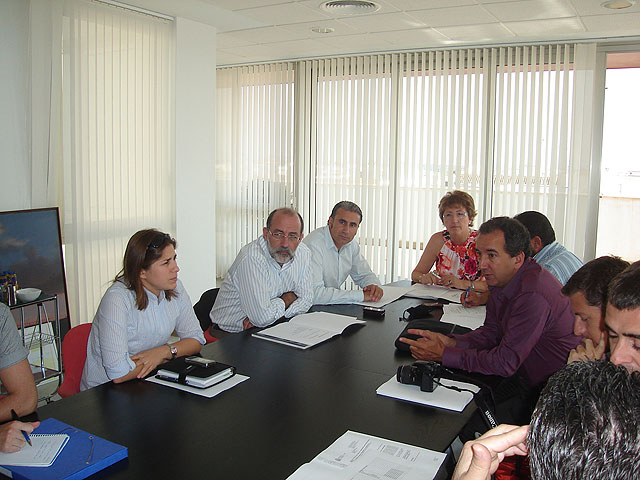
[{"x1": 193, "y1": 288, "x2": 220, "y2": 342}]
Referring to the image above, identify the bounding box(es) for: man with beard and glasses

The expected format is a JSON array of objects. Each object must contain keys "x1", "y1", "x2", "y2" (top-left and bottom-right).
[{"x1": 210, "y1": 208, "x2": 313, "y2": 333}]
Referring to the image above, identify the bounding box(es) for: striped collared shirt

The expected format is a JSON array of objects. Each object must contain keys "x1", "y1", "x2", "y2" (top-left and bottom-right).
[
  {"x1": 534, "y1": 241, "x2": 583, "y2": 285},
  {"x1": 211, "y1": 236, "x2": 313, "y2": 333}
]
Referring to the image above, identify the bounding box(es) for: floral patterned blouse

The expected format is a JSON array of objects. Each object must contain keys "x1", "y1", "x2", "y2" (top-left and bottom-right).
[{"x1": 435, "y1": 229, "x2": 483, "y2": 281}]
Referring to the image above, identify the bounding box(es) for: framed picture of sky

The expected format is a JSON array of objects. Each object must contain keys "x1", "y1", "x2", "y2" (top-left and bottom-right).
[{"x1": 0, "y1": 207, "x2": 70, "y2": 328}]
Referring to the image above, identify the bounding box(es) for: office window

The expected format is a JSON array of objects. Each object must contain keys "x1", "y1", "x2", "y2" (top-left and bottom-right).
[
  {"x1": 216, "y1": 63, "x2": 296, "y2": 275},
  {"x1": 216, "y1": 43, "x2": 598, "y2": 283},
  {"x1": 306, "y1": 56, "x2": 394, "y2": 284},
  {"x1": 597, "y1": 53, "x2": 640, "y2": 261},
  {"x1": 394, "y1": 49, "x2": 487, "y2": 281},
  {"x1": 61, "y1": 0, "x2": 174, "y2": 325}
]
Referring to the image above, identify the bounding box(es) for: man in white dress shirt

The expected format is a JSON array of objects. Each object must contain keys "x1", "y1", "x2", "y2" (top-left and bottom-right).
[
  {"x1": 210, "y1": 208, "x2": 313, "y2": 333},
  {"x1": 303, "y1": 201, "x2": 383, "y2": 305}
]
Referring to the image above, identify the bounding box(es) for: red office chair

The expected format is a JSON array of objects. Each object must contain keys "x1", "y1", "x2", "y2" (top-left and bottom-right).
[
  {"x1": 494, "y1": 455, "x2": 531, "y2": 480},
  {"x1": 57, "y1": 323, "x2": 92, "y2": 398}
]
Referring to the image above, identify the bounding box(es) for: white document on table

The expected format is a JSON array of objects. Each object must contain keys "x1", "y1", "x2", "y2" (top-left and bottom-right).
[
  {"x1": 252, "y1": 312, "x2": 365, "y2": 349},
  {"x1": 147, "y1": 373, "x2": 249, "y2": 398},
  {"x1": 376, "y1": 375, "x2": 479, "y2": 412},
  {"x1": 0, "y1": 434, "x2": 69, "y2": 467},
  {"x1": 405, "y1": 284, "x2": 462, "y2": 303},
  {"x1": 441, "y1": 304, "x2": 486, "y2": 330},
  {"x1": 353, "y1": 285, "x2": 414, "y2": 308},
  {"x1": 286, "y1": 430, "x2": 446, "y2": 480}
]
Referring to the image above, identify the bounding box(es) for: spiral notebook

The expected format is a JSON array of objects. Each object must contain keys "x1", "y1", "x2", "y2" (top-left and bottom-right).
[
  {"x1": 0, "y1": 418, "x2": 128, "y2": 480},
  {"x1": 0, "y1": 434, "x2": 68, "y2": 467}
]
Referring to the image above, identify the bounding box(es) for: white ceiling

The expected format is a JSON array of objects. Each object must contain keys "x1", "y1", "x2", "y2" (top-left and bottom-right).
[{"x1": 124, "y1": 0, "x2": 640, "y2": 65}]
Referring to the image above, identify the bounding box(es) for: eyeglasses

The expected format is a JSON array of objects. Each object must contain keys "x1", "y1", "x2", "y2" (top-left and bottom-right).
[
  {"x1": 443, "y1": 212, "x2": 469, "y2": 220},
  {"x1": 147, "y1": 233, "x2": 172, "y2": 250},
  {"x1": 268, "y1": 230, "x2": 301, "y2": 241}
]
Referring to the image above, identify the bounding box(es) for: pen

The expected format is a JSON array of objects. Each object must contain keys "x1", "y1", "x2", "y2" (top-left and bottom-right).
[
  {"x1": 10, "y1": 409, "x2": 32, "y2": 447},
  {"x1": 464, "y1": 286, "x2": 471, "y2": 306}
]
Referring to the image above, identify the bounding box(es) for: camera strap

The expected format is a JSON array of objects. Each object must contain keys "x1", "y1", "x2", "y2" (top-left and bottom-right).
[{"x1": 438, "y1": 366, "x2": 499, "y2": 429}]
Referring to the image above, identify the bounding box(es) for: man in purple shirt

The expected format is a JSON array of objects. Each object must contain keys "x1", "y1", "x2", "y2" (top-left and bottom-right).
[{"x1": 400, "y1": 217, "x2": 579, "y2": 431}]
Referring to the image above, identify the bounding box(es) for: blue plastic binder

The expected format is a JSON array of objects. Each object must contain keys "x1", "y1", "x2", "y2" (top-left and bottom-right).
[{"x1": 0, "y1": 418, "x2": 128, "y2": 480}]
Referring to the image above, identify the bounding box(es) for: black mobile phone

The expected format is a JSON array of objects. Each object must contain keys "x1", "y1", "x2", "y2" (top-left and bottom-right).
[
  {"x1": 185, "y1": 356, "x2": 217, "y2": 368},
  {"x1": 363, "y1": 306, "x2": 385, "y2": 318}
]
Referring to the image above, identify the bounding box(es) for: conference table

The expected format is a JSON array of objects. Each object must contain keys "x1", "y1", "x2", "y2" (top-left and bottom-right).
[{"x1": 33, "y1": 296, "x2": 479, "y2": 479}]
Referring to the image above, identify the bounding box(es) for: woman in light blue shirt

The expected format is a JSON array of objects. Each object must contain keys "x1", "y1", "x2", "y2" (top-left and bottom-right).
[{"x1": 80, "y1": 229, "x2": 205, "y2": 390}]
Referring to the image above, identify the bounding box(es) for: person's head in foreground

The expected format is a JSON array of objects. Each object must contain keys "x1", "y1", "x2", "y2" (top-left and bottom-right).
[
  {"x1": 452, "y1": 360, "x2": 640, "y2": 480},
  {"x1": 561, "y1": 256, "x2": 630, "y2": 345},
  {"x1": 606, "y1": 261, "x2": 640, "y2": 371},
  {"x1": 528, "y1": 360, "x2": 640, "y2": 479}
]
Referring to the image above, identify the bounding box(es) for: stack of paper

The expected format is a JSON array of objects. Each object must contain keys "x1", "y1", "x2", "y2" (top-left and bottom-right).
[
  {"x1": 252, "y1": 312, "x2": 365, "y2": 349},
  {"x1": 405, "y1": 284, "x2": 463, "y2": 303},
  {"x1": 441, "y1": 304, "x2": 486, "y2": 330},
  {"x1": 287, "y1": 431, "x2": 446, "y2": 480}
]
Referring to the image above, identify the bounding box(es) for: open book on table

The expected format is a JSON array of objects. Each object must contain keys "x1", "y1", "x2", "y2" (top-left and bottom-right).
[{"x1": 252, "y1": 311, "x2": 365, "y2": 349}]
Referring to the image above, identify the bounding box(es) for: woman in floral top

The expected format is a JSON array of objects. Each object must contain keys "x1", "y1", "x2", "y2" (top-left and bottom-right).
[{"x1": 411, "y1": 190, "x2": 485, "y2": 291}]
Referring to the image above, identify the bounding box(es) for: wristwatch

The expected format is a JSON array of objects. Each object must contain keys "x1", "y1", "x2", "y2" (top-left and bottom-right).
[{"x1": 168, "y1": 344, "x2": 178, "y2": 360}]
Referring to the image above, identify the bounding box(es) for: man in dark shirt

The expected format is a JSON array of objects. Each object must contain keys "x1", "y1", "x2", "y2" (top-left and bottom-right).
[{"x1": 400, "y1": 217, "x2": 579, "y2": 429}]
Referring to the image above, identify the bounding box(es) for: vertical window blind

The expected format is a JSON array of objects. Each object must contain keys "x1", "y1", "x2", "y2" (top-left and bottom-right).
[
  {"x1": 216, "y1": 63, "x2": 296, "y2": 276},
  {"x1": 216, "y1": 43, "x2": 597, "y2": 285},
  {"x1": 61, "y1": 0, "x2": 174, "y2": 325}
]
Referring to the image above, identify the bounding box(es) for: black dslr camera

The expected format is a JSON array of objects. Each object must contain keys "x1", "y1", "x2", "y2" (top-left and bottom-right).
[{"x1": 396, "y1": 361, "x2": 441, "y2": 392}]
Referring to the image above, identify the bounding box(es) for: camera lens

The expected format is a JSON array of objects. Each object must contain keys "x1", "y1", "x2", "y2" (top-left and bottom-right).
[{"x1": 397, "y1": 365, "x2": 418, "y2": 385}]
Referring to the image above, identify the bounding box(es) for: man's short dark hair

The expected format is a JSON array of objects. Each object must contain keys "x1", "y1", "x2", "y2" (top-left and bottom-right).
[
  {"x1": 608, "y1": 260, "x2": 640, "y2": 311},
  {"x1": 265, "y1": 208, "x2": 304, "y2": 234},
  {"x1": 561, "y1": 256, "x2": 630, "y2": 316},
  {"x1": 330, "y1": 201, "x2": 363, "y2": 223},
  {"x1": 528, "y1": 360, "x2": 640, "y2": 480},
  {"x1": 513, "y1": 211, "x2": 555, "y2": 247},
  {"x1": 478, "y1": 217, "x2": 532, "y2": 258}
]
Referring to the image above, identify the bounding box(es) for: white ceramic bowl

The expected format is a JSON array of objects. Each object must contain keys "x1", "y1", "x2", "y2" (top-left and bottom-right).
[{"x1": 16, "y1": 288, "x2": 42, "y2": 303}]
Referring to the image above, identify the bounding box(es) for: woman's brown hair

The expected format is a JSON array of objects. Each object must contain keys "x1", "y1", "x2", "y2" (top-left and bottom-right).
[
  {"x1": 438, "y1": 190, "x2": 477, "y2": 226},
  {"x1": 115, "y1": 229, "x2": 177, "y2": 310}
]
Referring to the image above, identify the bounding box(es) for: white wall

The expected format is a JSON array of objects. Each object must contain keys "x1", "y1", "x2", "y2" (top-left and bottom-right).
[
  {"x1": 1, "y1": 4, "x2": 218, "y2": 305},
  {"x1": 175, "y1": 17, "x2": 217, "y2": 301},
  {"x1": 0, "y1": 0, "x2": 30, "y2": 211}
]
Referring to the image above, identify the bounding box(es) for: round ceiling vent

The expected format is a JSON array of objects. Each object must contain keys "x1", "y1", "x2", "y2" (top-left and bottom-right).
[
  {"x1": 601, "y1": 0, "x2": 635, "y2": 8},
  {"x1": 321, "y1": 0, "x2": 381, "y2": 15}
]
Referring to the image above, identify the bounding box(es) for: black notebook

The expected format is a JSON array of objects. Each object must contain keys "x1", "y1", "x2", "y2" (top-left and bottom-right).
[{"x1": 156, "y1": 357, "x2": 235, "y2": 389}]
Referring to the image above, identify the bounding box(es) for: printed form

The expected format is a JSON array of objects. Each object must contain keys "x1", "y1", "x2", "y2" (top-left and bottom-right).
[{"x1": 287, "y1": 431, "x2": 446, "y2": 480}]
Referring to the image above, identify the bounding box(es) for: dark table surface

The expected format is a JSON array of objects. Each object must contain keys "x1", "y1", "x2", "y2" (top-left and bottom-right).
[{"x1": 33, "y1": 297, "x2": 476, "y2": 479}]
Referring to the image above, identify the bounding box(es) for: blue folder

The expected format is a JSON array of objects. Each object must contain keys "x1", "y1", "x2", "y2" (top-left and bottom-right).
[{"x1": 0, "y1": 418, "x2": 128, "y2": 480}]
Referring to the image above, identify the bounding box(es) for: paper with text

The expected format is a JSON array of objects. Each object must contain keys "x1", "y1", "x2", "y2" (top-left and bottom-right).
[
  {"x1": 0, "y1": 434, "x2": 68, "y2": 467},
  {"x1": 286, "y1": 430, "x2": 446, "y2": 480},
  {"x1": 252, "y1": 312, "x2": 365, "y2": 349},
  {"x1": 441, "y1": 304, "x2": 486, "y2": 330},
  {"x1": 405, "y1": 284, "x2": 462, "y2": 303}
]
